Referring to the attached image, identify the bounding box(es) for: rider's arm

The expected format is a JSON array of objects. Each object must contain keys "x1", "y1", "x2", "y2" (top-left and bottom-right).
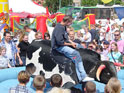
[{"x1": 64, "y1": 42, "x2": 76, "y2": 48}]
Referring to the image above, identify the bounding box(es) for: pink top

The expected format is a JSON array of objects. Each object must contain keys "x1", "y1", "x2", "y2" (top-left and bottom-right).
[{"x1": 110, "y1": 40, "x2": 124, "y2": 53}]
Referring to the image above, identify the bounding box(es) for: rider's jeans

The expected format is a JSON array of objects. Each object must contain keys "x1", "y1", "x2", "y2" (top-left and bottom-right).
[{"x1": 56, "y1": 46, "x2": 87, "y2": 81}]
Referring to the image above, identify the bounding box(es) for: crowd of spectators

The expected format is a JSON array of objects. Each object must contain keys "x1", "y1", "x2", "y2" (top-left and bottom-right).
[
  {"x1": 0, "y1": 16, "x2": 124, "y2": 92},
  {"x1": 8, "y1": 67, "x2": 122, "y2": 93}
]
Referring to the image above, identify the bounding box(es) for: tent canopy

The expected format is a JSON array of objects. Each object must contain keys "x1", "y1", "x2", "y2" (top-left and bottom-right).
[{"x1": 8, "y1": 0, "x2": 46, "y2": 14}]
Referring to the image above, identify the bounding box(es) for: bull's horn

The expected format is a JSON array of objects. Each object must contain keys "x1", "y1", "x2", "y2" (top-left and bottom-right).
[
  {"x1": 96, "y1": 64, "x2": 106, "y2": 81},
  {"x1": 113, "y1": 62, "x2": 124, "y2": 67}
]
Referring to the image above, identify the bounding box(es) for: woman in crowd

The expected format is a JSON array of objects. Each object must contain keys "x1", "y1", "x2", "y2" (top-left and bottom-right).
[
  {"x1": 107, "y1": 42, "x2": 122, "y2": 71},
  {"x1": 0, "y1": 47, "x2": 11, "y2": 69},
  {"x1": 44, "y1": 32, "x2": 50, "y2": 40},
  {"x1": 17, "y1": 34, "x2": 30, "y2": 66},
  {"x1": 107, "y1": 42, "x2": 122, "y2": 62}
]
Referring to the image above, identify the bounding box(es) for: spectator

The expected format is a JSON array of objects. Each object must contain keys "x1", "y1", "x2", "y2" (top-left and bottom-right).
[
  {"x1": 95, "y1": 45, "x2": 106, "y2": 61},
  {"x1": 67, "y1": 26, "x2": 74, "y2": 34},
  {"x1": 120, "y1": 26, "x2": 124, "y2": 40},
  {"x1": 109, "y1": 24, "x2": 116, "y2": 41},
  {"x1": 98, "y1": 20, "x2": 102, "y2": 25},
  {"x1": 47, "y1": 87, "x2": 71, "y2": 93},
  {"x1": 102, "y1": 41, "x2": 109, "y2": 60},
  {"x1": 75, "y1": 30, "x2": 83, "y2": 42},
  {"x1": 80, "y1": 25, "x2": 85, "y2": 35},
  {"x1": 89, "y1": 24, "x2": 98, "y2": 42},
  {"x1": 35, "y1": 32, "x2": 42, "y2": 40},
  {"x1": 17, "y1": 34, "x2": 30, "y2": 66},
  {"x1": 12, "y1": 30, "x2": 24, "y2": 46},
  {"x1": 84, "y1": 81, "x2": 96, "y2": 93},
  {"x1": 24, "y1": 25, "x2": 36, "y2": 43},
  {"x1": 68, "y1": 30, "x2": 82, "y2": 45},
  {"x1": 0, "y1": 31, "x2": 22, "y2": 67},
  {"x1": 46, "y1": 74, "x2": 63, "y2": 92},
  {"x1": 50, "y1": 74, "x2": 62, "y2": 87},
  {"x1": 108, "y1": 42, "x2": 122, "y2": 62},
  {"x1": 107, "y1": 42, "x2": 122, "y2": 71},
  {"x1": 68, "y1": 31, "x2": 75, "y2": 42},
  {"x1": 81, "y1": 42, "x2": 87, "y2": 48},
  {"x1": 99, "y1": 28, "x2": 106, "y2": 42},
  {"x1": 81, "y1": 26, "x2": 91, "y2": 46},
  {"x1": 104, "y1": 77, "x2": 121, "y2": 93},
  {"x1": 110, "y1": 30, "x2": 124, "y2": 54},
  {"x1": 31, "y1": 32, "x2": 42, "y2": 44},
  {"x1": 0, "y1": 47, "x2": 11, "y2": 69},
  {"x1": 26, "y1": 63, "x2": 36, "y2": 78},
  {"x1": 33, "y1": 75, "x2": 46, "y2": 93},
  {"x1": 9, "y1": 71, "x2": 31, "y2": 93},
  {"x1": 88, "y1": 42, "x2": 96, "y2": 51},
  {"x1": 44, "y1": 32, "x2": 50, "y2": 40}
]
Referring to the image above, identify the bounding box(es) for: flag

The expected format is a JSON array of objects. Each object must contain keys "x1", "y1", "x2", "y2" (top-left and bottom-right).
[
  {"x1": 106, "y1": 26, "x2": 110, "y2": 33},
  {"x1": 71, "y1": 17, "x2": 90, "y2": 31},
  {"x1": 46, "y1": 7, "x2": 49, "y2": 17},
  {"x1": 101, "y1": 0, "x2": 112, "y2": 4},
  {"x1": 36, "y1": 15, "x2": 47, "y2": 39}
]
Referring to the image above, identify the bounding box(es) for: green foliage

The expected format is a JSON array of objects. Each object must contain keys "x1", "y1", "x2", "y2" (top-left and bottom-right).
[
  {"x1": 81, "y1": 0, "x2": 123, "y2": 6},
  {"x1": 81, "y1": 0, "x2": 97, "y2": 6},
  {"x1": 43, "y1": 0, "x2": 73, "y2": 13},
  {"x1": 43, "y1": 0, "x2": 124, "y2": 13}
]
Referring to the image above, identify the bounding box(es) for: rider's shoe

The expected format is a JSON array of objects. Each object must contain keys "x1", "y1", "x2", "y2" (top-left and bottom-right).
[{"x1": 82, "y1": 76, "x2": 94, "y2": 82}]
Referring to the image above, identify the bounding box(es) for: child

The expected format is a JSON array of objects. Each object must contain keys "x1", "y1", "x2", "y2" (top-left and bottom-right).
[
  {"x1": 84, "y1": 81, "x2": 96, "y2": 93},
  {"x1": 104, "y1": 77, "x2": 122, "y2": 93},
  {"x1": 0, "y1": 47, "x2": 11, "y2": 69},
  {"x1": 33, "y1": 75, "x2": 46, "y2": 93},
  {"x1": 9, "y1": 71, "x2": 31, "y2": 93}
]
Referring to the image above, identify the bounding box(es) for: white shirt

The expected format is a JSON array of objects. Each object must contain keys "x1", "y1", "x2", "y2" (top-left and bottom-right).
[
  {"x1": 81, "y1": 32, "x2": 91, "y2": 42},
  {"x1": 28, "y1": 30, "x2": 36, "y2": 43},
  {"x1": 5, "y1": 42, "x2": 13, "y2": 59},
  {"x1": 121, "y1": 32, "x2": 124, "y2": 40}
]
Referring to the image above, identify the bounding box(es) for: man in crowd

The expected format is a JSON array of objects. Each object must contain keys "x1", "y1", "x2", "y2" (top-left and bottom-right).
[
  {"x1": 0, "y1": 32, "x2": 22, "y2": 67},
  {"x1": 110, "y1": 30, "x2": 124, "y2": 54},
  {"x1": 24, "y1": 25, "x2": 36, "y2": 43}
]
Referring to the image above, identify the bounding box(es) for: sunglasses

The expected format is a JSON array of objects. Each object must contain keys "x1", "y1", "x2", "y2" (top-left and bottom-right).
[{"x1": 114, "y1": 34, "x2": 120, "y2": 36}]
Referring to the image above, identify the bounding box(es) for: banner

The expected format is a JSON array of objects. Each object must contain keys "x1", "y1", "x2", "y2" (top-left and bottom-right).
[
  {"x1": 10, "y1": 17, "x2": 36, "y2": 32},
  {"x1": 71, "y1": 17, "x2": 90, "y2": 31},
  {"x1": 114, "y1": 7, "x2": 124, "y2": 20},
  {"x1": 101, "y1": 0, "x2": 112, "y2": 4},
  {"x1": 36, "y1": 15, "x2": 47, "y2": 39}
]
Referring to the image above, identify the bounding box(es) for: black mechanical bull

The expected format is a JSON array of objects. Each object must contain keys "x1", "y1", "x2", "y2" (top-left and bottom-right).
[{"x1": 27, "y1": 40, "x2": 120, "y2": 84}]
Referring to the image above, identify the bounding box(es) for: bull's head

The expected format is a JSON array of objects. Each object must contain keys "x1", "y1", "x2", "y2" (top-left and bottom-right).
[{"x1": 90, "y1": 61, "x2": 117, "y2": 84}]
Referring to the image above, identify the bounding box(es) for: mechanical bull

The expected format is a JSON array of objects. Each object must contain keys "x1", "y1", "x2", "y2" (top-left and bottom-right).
[{"x1": 27, "y1": 40, "x2": 122, "y2": 84}]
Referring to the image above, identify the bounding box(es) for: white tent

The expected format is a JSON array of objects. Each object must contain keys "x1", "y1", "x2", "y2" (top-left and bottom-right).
[{"x1": 8, "y1": 0, "x2": 46, "y2": 14}]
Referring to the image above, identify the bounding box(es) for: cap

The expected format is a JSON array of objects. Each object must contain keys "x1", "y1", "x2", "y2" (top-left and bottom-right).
[{"x1": 103, "y1": 41, "x2": 109, "y2": 45}]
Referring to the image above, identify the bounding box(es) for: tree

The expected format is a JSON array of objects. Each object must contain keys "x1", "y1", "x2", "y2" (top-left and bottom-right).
[
  {"x1": 43, "y1": 0, "x2": 73, "y2": 13},
  {"x1": 81, "y1": 0, "x2": 123, "y2": 6}
]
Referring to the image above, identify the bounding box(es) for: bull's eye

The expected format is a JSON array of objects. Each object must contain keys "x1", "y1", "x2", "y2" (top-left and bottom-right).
[{"x1": 107, "y1": 73, "x2": 110, "y2": 75}]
